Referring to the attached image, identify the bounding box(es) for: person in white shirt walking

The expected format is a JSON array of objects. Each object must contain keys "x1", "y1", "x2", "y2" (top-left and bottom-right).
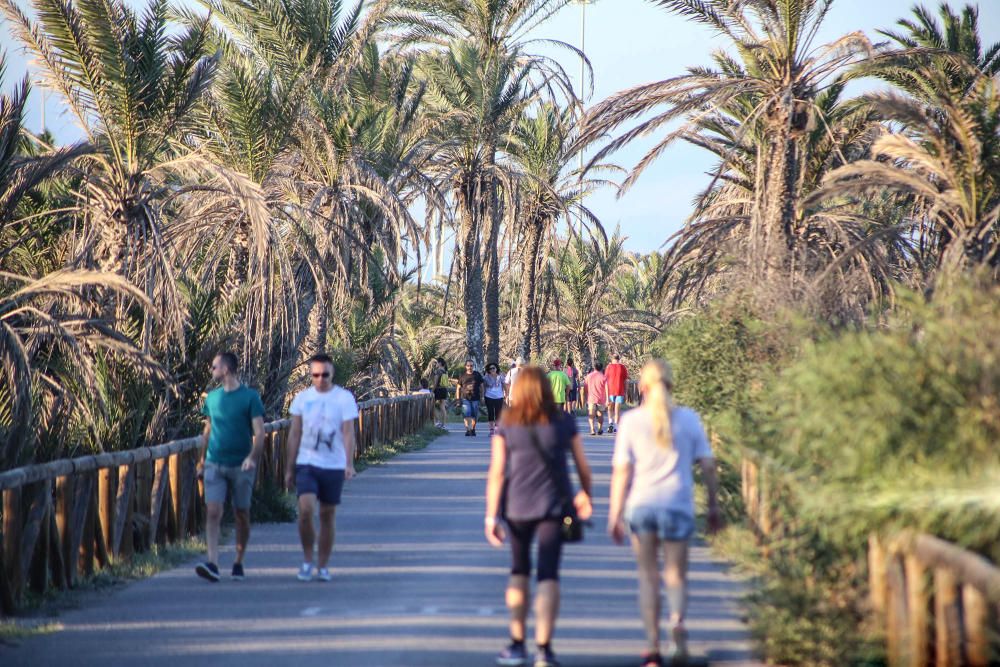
[
  {"x1": 608, "y1": 359, "x2": 722, "y2": 667},
  {"x1": 505, "y1": 357, "x2": 524, "y2": 406},
  {"x1": 284, "y1": 353, "x2": 360, "y2": 582}
]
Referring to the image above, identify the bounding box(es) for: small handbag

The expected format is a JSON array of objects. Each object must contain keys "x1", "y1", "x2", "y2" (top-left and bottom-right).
[{"x1": 528, "y1": 427, "x2": 584, "y2": 543}]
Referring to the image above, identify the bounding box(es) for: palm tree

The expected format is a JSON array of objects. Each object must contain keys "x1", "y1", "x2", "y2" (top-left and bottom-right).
[
  {"x1": 504, "y1": 103, "x2": 610, "y2": 360},
  {"x1": 874, "y1": 2, "x2": 1000, "y2": 99},
  {"x1": 814, "y1": 64, "x2": 1000, "y2": 276},
  {"x1": 394, "y1": 0, "x2": 577, "y2": 368},
  {"x1": 545, "y1": 232, "x2": 661, "y2": 367},
  {"x1": 582, "y1": 0, "x2": 873, "y2": 282},
  {"x1": 2, "y1": 0, "x2": 226, "y2": 344}
]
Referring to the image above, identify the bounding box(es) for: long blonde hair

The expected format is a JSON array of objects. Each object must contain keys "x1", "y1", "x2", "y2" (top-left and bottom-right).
[{"x1": 640, "y1": 359, "x2": 674, "y2": 449}]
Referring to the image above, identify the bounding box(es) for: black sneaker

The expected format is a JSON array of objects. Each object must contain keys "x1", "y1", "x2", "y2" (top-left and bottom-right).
[
  {"x1": 608, "y1": 424, "x2": 616, "y2": 434},
  {"x1": 465, "y1": 429, "x2": 472, "y2": 436},
  {"x1": 496, "y1": 641, "x2": 528, "y2": 666},
  {"x1": 471, "y1": 429, "x2": 477, "y2": 436},
  {"x1": 195, "y1": 561, "x2": 220, "y2": 582},
  {"x1": 231, "y1": 562, "x2": 245, "y2": 581},
  {"x1": 597, "y1": 429, "x2": 604, "y2": 435},
  {"x1": 534, "y1": 646, "x2": 560, "y2": 667}
]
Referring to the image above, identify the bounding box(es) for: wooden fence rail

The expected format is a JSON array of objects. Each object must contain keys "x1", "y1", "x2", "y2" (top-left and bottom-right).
[
  {"x1": 740, "y1": 453, "x2": 1000, "y2": 666},
  {"x1": 0, "y1": 393, "x2": 433, "y2": 614}
]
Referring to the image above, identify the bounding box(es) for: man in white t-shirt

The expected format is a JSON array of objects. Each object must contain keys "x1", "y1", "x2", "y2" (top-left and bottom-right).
[{"x1": 284, "y1": 353, "x2": 359, "y2": 582}]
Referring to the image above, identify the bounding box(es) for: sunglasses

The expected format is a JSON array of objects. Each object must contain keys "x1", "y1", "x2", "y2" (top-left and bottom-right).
[{"x1": 312, "y1": 372, "x2": 331, "y2": 378}]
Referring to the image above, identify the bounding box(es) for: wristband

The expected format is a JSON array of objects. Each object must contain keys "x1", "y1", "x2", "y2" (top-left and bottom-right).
[{"x1": 484, "y1": 516, "x2": 498, "y2": 526}]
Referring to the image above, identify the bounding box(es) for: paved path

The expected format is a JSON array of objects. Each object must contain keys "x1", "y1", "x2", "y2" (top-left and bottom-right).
[{"x1": 3, "y1": 422, "x2": 760, "y2": 666}]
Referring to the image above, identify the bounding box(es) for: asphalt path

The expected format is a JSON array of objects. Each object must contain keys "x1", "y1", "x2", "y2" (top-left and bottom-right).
[{"x1": 3, "y1": 420, "x2": 760, "y2": 666}]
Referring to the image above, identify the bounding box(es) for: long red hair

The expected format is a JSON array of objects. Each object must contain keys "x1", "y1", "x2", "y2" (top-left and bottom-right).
[{"x1": 502, "y1": 366, "x2": 558, "y2": 426}]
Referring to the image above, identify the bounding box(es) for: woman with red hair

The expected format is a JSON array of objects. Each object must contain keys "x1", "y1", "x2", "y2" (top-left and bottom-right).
[{"x1": 484, "y1": 366, "x2": 593, "y2": 667}]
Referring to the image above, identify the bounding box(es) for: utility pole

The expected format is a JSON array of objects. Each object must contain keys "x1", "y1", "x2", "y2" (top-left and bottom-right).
[{"x1": 573, "y1": 0, "x2": 598, "y2": 238}]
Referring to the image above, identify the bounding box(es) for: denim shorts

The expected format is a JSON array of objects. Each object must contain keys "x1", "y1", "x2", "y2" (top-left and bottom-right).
[
  {"x1": 609, "y1": 395, "x2": 625, "y2": 404},
  {"x1": 625, "y1": 505, "x2": 695, "y2": 541},
  {"x1": 462, "y1": 399, "x2": 480, "y2": 418}
]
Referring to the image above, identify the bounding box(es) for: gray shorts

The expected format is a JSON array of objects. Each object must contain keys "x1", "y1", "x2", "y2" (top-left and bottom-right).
[{"x1": 203, "y1": 462, "x2": 254, "y2": 510}]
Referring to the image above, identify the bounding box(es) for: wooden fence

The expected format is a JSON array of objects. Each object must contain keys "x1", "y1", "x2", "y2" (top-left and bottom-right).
[
  {"x1": 0, "y1": 393, "x2": 433, "y2": 614},
  {"x1": 741, "y1": 454, "x2": 1000, "y2": 666}
]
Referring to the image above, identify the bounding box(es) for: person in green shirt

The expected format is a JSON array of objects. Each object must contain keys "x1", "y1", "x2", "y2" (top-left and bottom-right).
[
  {"x1": 195, "y1": 352, "x2": 266, "y2": 582},
  {"x1": 547, "y1": 359, "x2": 571, "y2": 410}
]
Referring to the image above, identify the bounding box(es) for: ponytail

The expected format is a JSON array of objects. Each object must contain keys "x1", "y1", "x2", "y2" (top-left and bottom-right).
[{"x1": 640, "y1": 359, "x2": 674, "y2": 449}]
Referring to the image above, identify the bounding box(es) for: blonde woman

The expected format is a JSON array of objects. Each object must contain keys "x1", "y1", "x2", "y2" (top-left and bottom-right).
[{"x1": 608, "y1": 359, "x2": 722, "y2": 667}]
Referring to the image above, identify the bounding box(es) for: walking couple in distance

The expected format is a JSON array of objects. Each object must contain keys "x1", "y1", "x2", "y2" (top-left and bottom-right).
[{"x1": 486, "y1": 359, "x2": 721, "y2": 667}]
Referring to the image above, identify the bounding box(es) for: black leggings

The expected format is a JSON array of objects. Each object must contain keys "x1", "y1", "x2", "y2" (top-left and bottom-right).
[
  {"x1": 485, "y1": 397, "x2": 504, "y2": 422},
  {"x1": 507, "y1": 519, "x2": 563, "y2": 582}
]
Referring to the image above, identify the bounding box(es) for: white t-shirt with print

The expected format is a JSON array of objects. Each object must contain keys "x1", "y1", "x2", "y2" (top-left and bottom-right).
[
  {"x1": 612, "y1": 405, "x2": 713, "y2": 518},
  {"x1": 289, "y1": 386, "x2": 360, "y2": 470}
]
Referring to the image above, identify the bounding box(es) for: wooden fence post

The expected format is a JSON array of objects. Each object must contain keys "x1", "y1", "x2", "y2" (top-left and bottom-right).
[
  {"x1": 870, "y1": 534, "x2": 888, "y2": 614},
  {"x1": 887, "y1": 553, "x2": 907, "y2": 667},
  {"x1": 55, "y1": 475, "x2": 73, "y2": 588},
  {"x1": 904, "y1": 553, "x2": 929, "y2": 667},
  {"x1": 962, "y1": 584, "x2": 989, "y2": 667},
  {"x1": 3, "y1": 487, "x2": 23, "y2": 606},
  {"x1": 934, "y1": 567, "x2": 961, "y2": 667},
  {"x1": 24, "y1": 480, "x2": 52, "y2": 595},
  {"x1": 97, "y1": 468, "x2": 116, "y2": 564}
]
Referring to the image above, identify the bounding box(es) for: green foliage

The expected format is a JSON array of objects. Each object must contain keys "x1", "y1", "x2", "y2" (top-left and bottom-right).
[{"x1": 756, "y1": 281, "x2": 1000, "y2": 555}]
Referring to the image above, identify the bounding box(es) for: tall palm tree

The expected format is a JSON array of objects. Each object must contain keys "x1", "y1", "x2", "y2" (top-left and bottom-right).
[
  {"x1": 504, "y1": 103, "x2": 609, "y2": 360},
  {"x1": 394, "y1": 0, "x2": 576, "y2": 368},
  {"x1": 2, "y1": 0, "x2": 232, "y2": 343},
  {"x1": 582, "y1": 0, "x2": 872, "y2": 282}
]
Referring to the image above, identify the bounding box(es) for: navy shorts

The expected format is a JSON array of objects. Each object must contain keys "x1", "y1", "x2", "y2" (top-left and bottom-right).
[{"x1": 295, "y1": 465, "x2": 346, "y2": 506}]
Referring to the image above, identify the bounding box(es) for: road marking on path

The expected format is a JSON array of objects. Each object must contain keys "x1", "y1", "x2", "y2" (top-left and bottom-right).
[
  {"x1": 301, "y1": 606, "x2": 322, "y2": 617},
  {"x1": 420, "y1": 605, "x2": 440, "y2": 615}
]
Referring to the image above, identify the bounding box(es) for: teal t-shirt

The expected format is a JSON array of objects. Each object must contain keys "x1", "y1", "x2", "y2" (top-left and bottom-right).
[
  {"x1": 547, "y1": 370, "x2": 571, "y2": 403},
  {"x1": 202, "y1": 385, "x2": 265, "y2": 466}
]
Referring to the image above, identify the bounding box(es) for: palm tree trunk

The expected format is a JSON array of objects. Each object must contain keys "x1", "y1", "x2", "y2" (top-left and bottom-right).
[
  {"x1": 482, "y1": 191, "x2": 501, "y2": 365},
  {"x1": 759, "y1": 114, "x2": 799, "y2": 280},
  {"x1": 516, "y1": 215, "x2": 545, "y2": 360},
  {"x1": 457, "y1": 173, "x2": 486, "y2": 370}
]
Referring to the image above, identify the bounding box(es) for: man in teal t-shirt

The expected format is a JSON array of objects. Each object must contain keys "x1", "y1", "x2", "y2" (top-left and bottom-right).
[
  {"x1": 195, "y1": 352, "x2": 265, "y2": 583},
  {"x1": 547, "y1": 359, "x2": 571, "y2": 410}
]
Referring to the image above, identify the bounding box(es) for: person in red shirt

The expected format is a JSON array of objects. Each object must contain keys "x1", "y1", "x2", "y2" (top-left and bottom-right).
[{"x1": 604, "y1": 353, "x2": 629, "y2": 434}]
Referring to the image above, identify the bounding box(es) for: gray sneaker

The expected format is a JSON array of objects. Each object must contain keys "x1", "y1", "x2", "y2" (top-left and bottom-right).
[{"x1": 297, "y1": 563, "x2": 314, "y2": 582}]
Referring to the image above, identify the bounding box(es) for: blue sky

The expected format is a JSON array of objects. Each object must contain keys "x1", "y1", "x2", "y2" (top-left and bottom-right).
[{"x1": 3, "y1": 0, "x2": 1000, "y2": 253}]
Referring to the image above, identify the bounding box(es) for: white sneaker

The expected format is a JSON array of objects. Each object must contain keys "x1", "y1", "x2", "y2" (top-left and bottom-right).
[
  {"x1": 297, "y1": 563, "x2": 314, "y2": 582},
  {"x1": 316, "y1": 567, "x2": 332, "y2": 582}
]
